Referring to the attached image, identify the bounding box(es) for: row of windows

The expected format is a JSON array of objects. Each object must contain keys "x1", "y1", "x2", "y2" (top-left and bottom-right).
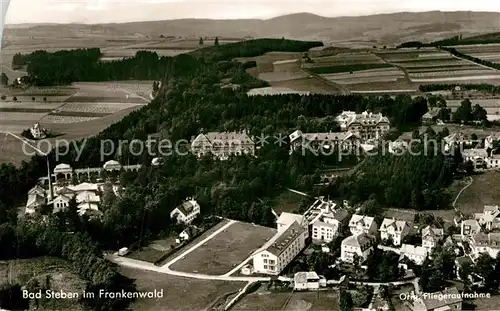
[{"x1": 263, "y1": 265, "x2": 275, "y2": 271}]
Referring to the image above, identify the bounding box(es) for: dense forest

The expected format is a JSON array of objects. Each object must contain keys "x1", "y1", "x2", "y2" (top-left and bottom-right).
[{"x1": 0, "y1": 38, "x2": 463, "y2": 309}]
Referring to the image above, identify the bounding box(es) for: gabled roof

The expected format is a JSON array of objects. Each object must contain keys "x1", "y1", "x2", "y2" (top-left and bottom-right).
[
  {"x1": 349, "y1": 214, "x2": 375, "y2": 229},
  {"x1": 380, "y1": 218, "x2": 408, "y2": 233},
  {"x1": 341, "y1": 233, "x2": 373, "y2": 250},
  {"x1": 26, "y1": 193, "x2": 45, "y2": 208},
  {"x1": 422, "y1": 225, "x2": 444, "y2": 239},
  {"x1": 28, "y1": 185, "x2": 46, "y2": 196},
  {"x1": 174, "y1": 200, "x2": 199, "y2": 217},
  {"x1": 68, "y1": 182, "x2": 99, "y2": 192},
  {"x1": 277, "y1": 212, "x2": 306, "y2": 227}
]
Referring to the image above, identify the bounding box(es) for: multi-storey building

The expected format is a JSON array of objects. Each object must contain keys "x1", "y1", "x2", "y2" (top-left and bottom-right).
[
  {"x1": 340, "y1": 233, "x2": 374, "y2": 263},
  {"x1": 400, "y1": 244, "x2": 428, "y2": 265},
  {"x1": 252, "y1": 221, "x2": 307, "y2": 275},
  {"x1": 311, "y1": 210, "x2": 349, "y2": 243},
  {"x1": 475, "y1": 205, "x2": 500, "y2": 231},
  {"x1": 335, "y1": 111, "x2": 390, "y2": 141},
  {"x1": 470, "y1": 232, "x2": 500, "y2": 259},
  {"x1": 379, "y1": 218, "x2": 410, "y2": 246},
  {"x1": 170, "y1": 198, "x2": 201, "y2": 224},
  {"x1": 349, "y1": 214, "x2": 378, "y2": 236},
  {"x1": 288, "y1": 130, "x2": 359, "y2": 154},
  {"x1": 191, "y1": 131, "x2": 255, "y2": 160},
  {"x1": 277, "y1": 212, "x2": 309, "y2": 238},
  {"x1": 421, "y1": 225, "x2": 444, "y2": 252}
]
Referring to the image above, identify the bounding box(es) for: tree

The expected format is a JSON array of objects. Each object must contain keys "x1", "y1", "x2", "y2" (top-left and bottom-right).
[
  {"x1": 0, "y1": 95, "x2": 6, "y2": 100},
  {"x1": 43, "y1": 97, "x2": 47, "y2": 102},
  {"x1": 12, "y1": 96, "x2": 17, "y2": 102},
  {"x1": 339, "y1": 289, "x2": 354, "y2": 311},
  {"x1": 472, "y1": 104, "x2": 487, "y2": 122},
  {"x1": 31, "y1": 97, "x2": 35, "y2": 101},
  {"x1": 199, "y1": 37, "x2": 204, "y2": 45},
  {"x1": 214, "y1": 37, "x2": 219, "y2": 46},
  {"x1": 0, "y1": 73, "x2": 8, "y2": 86}
]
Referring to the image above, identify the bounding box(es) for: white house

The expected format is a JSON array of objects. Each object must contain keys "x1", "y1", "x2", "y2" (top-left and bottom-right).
[
  {"x1": 421, "y1": 225, "x2": 444, "y2": 252},
  {"x1": 52, "y1": 194, "x2": 72, "y2": 213},
  {"x1": 487, "y1": 153, "x2": 500, "y2": 169},
  {"x1": 475, "y1": 205, "x2": 500, "y2": 231},
  {"x1": 400, "y1": 244, "x2": 428, "y2": 265},
  {"x1": 191, "y1": 131, "x2": 255, "y2": 160},
  {"x1": 340, "y1": 233, "x2": 374, "y2": 263},
  {"x1": 349, "y1": 214, "x2": 378, "y2": 236},
  {"x1": 30, "y1": 122, "x2": 46, "y2": 139},
  {"x1": 311, "y1": 210, "x2": 349, "y2": 243},
  {"x1": 253, "y1": 221, "x2": 307, "y2": 275},
  {"x1": 461, "y1": 219, "x2": 481, "y2": 238},
  {"x1": 76, "y1": 190, "x2": 100, "y2": 204},
  {"x1": 294, "y1": 271, "x2": 320, "y2": 291},
  {"x1": 170, "y1": 199, "x2": 201, "y2": 224},
  {"x1": 461, "y1": 148, "x2": 488, "y2": 170},
  {"x1": 470, "y1": 232, "x2": 500, "y2": 259},
  {"x1": 335, "y1": 111, "x2": 391, "y2": 141},
  {"x1": 277, "y1": 212, "x2": 309, "y2": 237},
  {"x1": 25, "y1": 193, "x2": 46, "y2": 214},
  {"x1": 379, "y1": 218, "x2": 410, "y2": 246}
]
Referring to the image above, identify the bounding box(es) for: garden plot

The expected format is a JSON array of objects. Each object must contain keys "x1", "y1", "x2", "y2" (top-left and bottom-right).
[
  {"x1": 323, "y1": 67, "x2": 405, "y2": 85},
  {"x1": 455, "y1": 44, "x2": 500, "y2": 63},
  {"x1": 169, "y1": 221, "x2": 276, "y2": 275},
  {"x1": 0, "y1": 101, "x2": 63, "y2": 110},
  {"x1": 42, "y1": 115, "x2": 101, "y2": 124},
  {"x1": 58, "y1": 102, "x2": 142, "y2": 115}
]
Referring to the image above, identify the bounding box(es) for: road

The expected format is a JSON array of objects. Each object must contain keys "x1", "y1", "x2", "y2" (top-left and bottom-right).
[
  {"x1": 452, "y1": 176, "x2": 473, "y2": 216},
  {"x1": 107, "y1": 219, "x2": 270, "y2": 282}
]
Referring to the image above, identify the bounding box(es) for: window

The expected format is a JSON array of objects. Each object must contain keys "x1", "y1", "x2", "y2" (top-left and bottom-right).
[
  {"x1": 264, "y1": 265, "x2": 268, "y2": 269},
  {"x1": 263, "y1": 259, "x2": 268, "y2": 263}
]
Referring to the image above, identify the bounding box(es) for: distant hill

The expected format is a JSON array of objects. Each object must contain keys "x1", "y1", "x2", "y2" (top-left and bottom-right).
[
  {"x1": 4, "y1": 11, "x2": 500, "y2": 44},
  {"x1": 466, "y1": 31, "x2": 500, "y2": 41}
]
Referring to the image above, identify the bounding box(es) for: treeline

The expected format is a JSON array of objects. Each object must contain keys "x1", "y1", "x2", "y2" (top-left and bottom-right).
[
  {"x1": 14, "y1": 49, "x2": 201, "y2": 86},
  {"x1": 443, "y1": 47, "x2": 500, "y2": 69},
  {"x1": 419, "y1": 83, "x2": 500, "y2": 95},
  {"x1": 396, "y1": 34, "x2": 500, "y2": 48},
  {"x1": 321, "y1": 133, "x2": 458, "y2": 210},
  {"x1": 0, "y1": 216, "x2": 135, "y2": 310},
  {"x1": 189, "y1": 38, "x2": 323, "y2": 62}
]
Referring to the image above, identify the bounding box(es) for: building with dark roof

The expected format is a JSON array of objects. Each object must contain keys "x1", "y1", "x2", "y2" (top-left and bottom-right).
[{"x1": 170, "y1": 198, "x2": 201, "y2": 224}]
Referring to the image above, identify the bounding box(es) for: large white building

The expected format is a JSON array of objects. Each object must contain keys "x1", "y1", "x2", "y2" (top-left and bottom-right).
[
  {"x1": 379, "y1": 218, "x2": 410, "y2": 246},
  {"x1": 470, "y1": 232, "x2": 500, "y2": 259},
  {"x1": 288, "y1": 130, "x2": 359, "y2": 155},
  {"x1": 253, "y1": 221, "x2": 307, "y2": 275},
  {"x1": 421, "y1": 225, "x2": 444, "y2": 252},
  {"x1": 400, "y1": 244, "x2": 428, "y2": 265},
  {"x1": 277, "y1": 212, "x2": 309, "y2": 238},
  {"x1": 349, "y1": 214, "x2": 378, "y2": 236},
  {"x1": 311, "y1": 210, "x2": 349, "y2": 243},
  {"x1": 191, "y1": 131, "x2": 255, "y2": 160},
  {"x1": 170, "y1": 199, "x2": 201, "y2": 224},
  {"x1": 335, "y1": 111, "x2": 390, "y2": 141},
  {"x1": 474, "y1": 205, "x2": 500, "y2": 231},
  {"x1": 340, "y1": 233, "x2": 374, "y2": 263}
]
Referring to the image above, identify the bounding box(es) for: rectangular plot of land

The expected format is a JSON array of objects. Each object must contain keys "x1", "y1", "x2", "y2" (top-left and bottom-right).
[{"x1": 170, "y1": 221, "x2": 276, "y2": 275}]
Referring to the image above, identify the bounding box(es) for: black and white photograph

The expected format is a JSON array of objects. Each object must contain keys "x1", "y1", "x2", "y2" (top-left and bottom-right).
[{"x1": 1, "y1": 1, "x2": 500, "y2": 310}]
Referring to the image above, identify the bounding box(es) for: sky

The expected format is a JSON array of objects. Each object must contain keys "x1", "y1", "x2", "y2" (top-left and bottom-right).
[{"x1": 2, "y1": 0, "x2": 500, "y2": 24}]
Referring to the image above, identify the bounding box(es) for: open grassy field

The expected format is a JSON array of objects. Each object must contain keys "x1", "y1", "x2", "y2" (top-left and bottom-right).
[
  {"x1": 233, "y1": 289, "x2": 340, "y2": 311},
  {"x1": 120, "y1": 267, "x2": 245, "y2": 311},
  {"x1": 272, "y1": 190, "x2": 307, "y2": 214},
  {"x1": 454, "y1": 170, "x2": 500, "y2": 216},
  {"x1": 170, "y1": 221, "x2": 276, "y2": 275}
]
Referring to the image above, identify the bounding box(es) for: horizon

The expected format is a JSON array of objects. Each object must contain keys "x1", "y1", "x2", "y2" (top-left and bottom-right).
[
  {"x1": 4, "y1": 9, "x2": 500, "y2": 26},
  {"x1": 4, "y1": 0, "x2": 500, "y2": 25}
]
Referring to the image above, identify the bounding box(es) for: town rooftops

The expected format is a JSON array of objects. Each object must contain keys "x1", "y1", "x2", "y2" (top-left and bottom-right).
[
  {"x1": 341, "y1": 233, "x2": 373, "y2": 249},
  {"x1": 264, "y1": 221, "x2": 305, "y2": 257},
  {"x1": 422, "y1": 225, "x2": 444, "y2": 239},
  {"x1": 380, "y1": 218, "x2": 408, "y2": 232},
  {"x1": 349, "y1": 214, "x2": 375, "y2": 229},
  {"x1": 68, "y1": 182, "x2": 99, "y2": 192},
  {"x1": 400, "y1": 244, "x2": 428, "y2": 257},
  {"x1": 192, "y1": 131, "x2": 253, "y2": 146},
  {"x1": 342, "y1": 111, "x2": 390, "y2": 128},
  {"x1": 462, "y1": 148, "x2": 488, "y2": 158},
  {"x1": 421, "y1": 287, "x2": 462, "y2": 310},
  {"x1": 472, "y1": 232, "x2": 500, "y2": 248},
  {"x1": 277, "y1": 212, "x2": 306, "y2": 227}
]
